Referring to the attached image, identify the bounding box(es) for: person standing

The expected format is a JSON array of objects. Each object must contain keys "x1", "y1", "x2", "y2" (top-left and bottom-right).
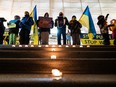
[
  {"x1": 7, "y1": 15, "x2": 20, "y2": 45},
  {"x1": 19, "y1": 11, "x2": 34, "y2": 45},
  {"x1": 109, "y1": 19, "x2": 116, "y2": 45},
  {"x1": 37, "y1": 12, "x2": 54, "y2": 45},
  {"x1": 0, "y1": 18, "x2": 6, "y2": 44},
  {"x1": 68, "y1": 15, "x2": 82, "y2": 45},
  {"x1": 66, "y1": 30, "x2": 71, "y2": 45},
  {"x1": 97, "y1": 14, "x2": 110, "y2": 45},
  {"x1": 55, "y1": 12, "x2": 69, "y2": 45}
]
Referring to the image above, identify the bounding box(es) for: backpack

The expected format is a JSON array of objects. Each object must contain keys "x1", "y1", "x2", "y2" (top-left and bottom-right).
[{"x1": 57, "y1": 17, "x2": 65, "y2": 28}]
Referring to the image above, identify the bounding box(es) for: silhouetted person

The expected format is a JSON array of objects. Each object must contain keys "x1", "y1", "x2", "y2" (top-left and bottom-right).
[
  {"x1": 7, "y1": 15, "x2": 20, "y2": 45},
  {"x1": 19, "y1": 11, "x2": 34, "y2": 45},
  {"x1": 97, "y1": 14, "x2": 110, "y2": 45},
  {"x1": 109, "y1": 19, "x2": 116, "y2": 45},
  {"x1": 66, "y1": 30, "x2": 71, "y2": 45},
  {"x1": 68, "y1": 15, "x2": 82, "y2": 45},
  {"x1": 0, "y1": 18, "x2": 6, "y2": 44},
  {"x1": 55, "y1": 12, "x2": 69, "y2": 45},
  {"x1": 37, "y1": 12, "x2": 54, "y2": 45}
]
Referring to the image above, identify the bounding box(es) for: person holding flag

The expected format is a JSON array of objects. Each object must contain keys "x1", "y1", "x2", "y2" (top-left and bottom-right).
[{"x1": 19, "y1": 11, "x2": 34, "y2": 45}]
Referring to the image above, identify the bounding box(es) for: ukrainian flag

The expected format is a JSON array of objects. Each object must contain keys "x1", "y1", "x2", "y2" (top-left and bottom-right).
[
  {"x1": 79, "y1": 6, "x2": 96, "y2": 39},
  {"x1": 30, "y1": 5, "x2": 38, "y2": 45}
]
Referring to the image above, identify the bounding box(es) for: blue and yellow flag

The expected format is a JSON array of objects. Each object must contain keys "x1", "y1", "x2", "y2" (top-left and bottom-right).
[
  {"x1": 79, "y1": 6, "x2": 96, "y2": 39},
  {"x1": 30, "y1": 5, "x2": 38, "y2": 45}
]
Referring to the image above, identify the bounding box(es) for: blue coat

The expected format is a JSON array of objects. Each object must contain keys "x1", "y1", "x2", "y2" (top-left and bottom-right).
[{"x1": 20, "y1": 16, "x2": 34, "y2": 31}]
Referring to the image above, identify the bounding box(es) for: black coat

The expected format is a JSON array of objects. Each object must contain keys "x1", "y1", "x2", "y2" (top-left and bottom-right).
[
  {"x1": 0, "y1": 18, "x2": 6, "y2": 35},
  {"x1": 68, "y1": 20, "x2": 82, "y2": 35}
]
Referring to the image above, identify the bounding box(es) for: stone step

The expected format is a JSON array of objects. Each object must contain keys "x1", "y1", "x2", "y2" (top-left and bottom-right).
[
  {"x1": 0, "y1": 58, "x2": 116, "y2": 74},
  {"x1": 0, "y1": 45, "x2": 116, "y2": 58},
  {"x1": 0, "y1": 50, "x2": 116, "y2": 58},
  {"x1": 0, "y1": 45, "x2": 116, "y2": 86}
]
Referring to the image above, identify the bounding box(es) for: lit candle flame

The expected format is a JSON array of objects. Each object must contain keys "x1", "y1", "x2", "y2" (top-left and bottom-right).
[
  {"x1": 51, "y1": 55, "x2": 56, "y2": 59},
  {"x1": 45, "y1": 45, "x2": 49, "y2": 47},
  {"x1": 72, "y1": 45, "x2": 76, "y2": 47},
  {"x1": 19, "y1": 45, "x2": 22, "y2": 47},
  {"x1": 31, "y1": 45, "x2": 34, "y2": 47},
  {"x1": 38, "y1": 45, "x2": 41, "y2": 47},
  {"x1": 52, "y1": 69, "x2": 62, "y2": 77},
  {"x1": 87, "y1": 45, "x2": 90, "y2": 47},
  {"x1": 80, "y1": 45, "x2": 83, "y2": 47},
  {"x1": 66, "y1": 45, "x2": 69, "y2": 47},
  {"x1": 25, "y1": 45, "x2": 28, "y2": 47},
  {"x1": 12, "y1": 45, "x2": 16, "y2": 47},
  {"x1": 58, "y1": 45, "x2": 62, "y2": 47},
  {"x1": 52, "y1": 48, "x2": 56, "y2": 51}
]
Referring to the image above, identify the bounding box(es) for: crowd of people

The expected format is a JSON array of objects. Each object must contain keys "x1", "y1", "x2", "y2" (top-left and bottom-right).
[{"x1": 0, "y1": 11, "x2": 116, "y2": 45}]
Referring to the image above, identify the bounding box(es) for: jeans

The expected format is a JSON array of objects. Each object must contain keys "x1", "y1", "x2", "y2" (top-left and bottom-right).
[{"x1": 57, "y1": 28, "x2": 66, "y2": 45}]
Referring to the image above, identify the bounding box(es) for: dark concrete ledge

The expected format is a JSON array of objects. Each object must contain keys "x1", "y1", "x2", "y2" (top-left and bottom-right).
[{"x1": 0, "y1": 74, "x2": 116, "y2": 87}]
